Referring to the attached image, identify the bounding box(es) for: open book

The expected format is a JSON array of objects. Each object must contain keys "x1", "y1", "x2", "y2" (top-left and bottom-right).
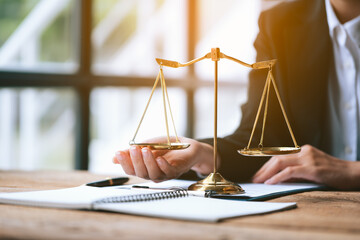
[{"x1": 0, "y1": 183, "x2": 297, "y2": 222}]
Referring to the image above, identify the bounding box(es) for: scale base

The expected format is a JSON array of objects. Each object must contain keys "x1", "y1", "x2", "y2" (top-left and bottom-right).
[
  {"x1": 129, "y1": 142, "x2": 190, "y2": 150},
  {"x1": 188, "y1": 172, "x2": 244, "y2": 194},
  {"x1": 238, "y1": 146, "x2": 301, "y2": 156}
]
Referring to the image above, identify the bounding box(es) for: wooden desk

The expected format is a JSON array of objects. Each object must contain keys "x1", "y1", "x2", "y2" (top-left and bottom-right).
[{"x1": 0, "y1": 170, "x2": 359, "y2": 240}]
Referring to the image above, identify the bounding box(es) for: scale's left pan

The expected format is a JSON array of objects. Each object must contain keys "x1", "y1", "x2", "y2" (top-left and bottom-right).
[{"x1": 129, "y1": 142, "x2": 190, "y2": 150}]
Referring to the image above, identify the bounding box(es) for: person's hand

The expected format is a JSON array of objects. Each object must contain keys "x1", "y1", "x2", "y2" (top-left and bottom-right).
[
  {"x1": 252, "y1": 145, "x2": 360, "y2": 190},
  {"x1": 113, "y1": 137, "x2": 215, "y2": 182}
]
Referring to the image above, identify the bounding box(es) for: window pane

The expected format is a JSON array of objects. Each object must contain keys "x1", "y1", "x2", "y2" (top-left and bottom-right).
[
  {"x1": 92, "y1": 0, "x2": 187, "y2": 78},
  {"x1": 195, "y1": 0, "x2": 261, "y2": 82},
  {"x1": 0, "y1": 0, "x2": 78, "y2": 73},
  {"x1": 0, "y1": 88, "x2": 76, "y2": 170},
  {"x1": 89, "y1": 87, "x2": 187, "y2": 174},
  {"x1": 195, "y1": 86, "x2": 247, "y2": 139}
]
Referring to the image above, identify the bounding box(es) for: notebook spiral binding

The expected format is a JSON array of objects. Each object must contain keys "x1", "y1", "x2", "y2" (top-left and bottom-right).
[{"x1": 92, "y1": 188, "x2": 189, "y2": 206}]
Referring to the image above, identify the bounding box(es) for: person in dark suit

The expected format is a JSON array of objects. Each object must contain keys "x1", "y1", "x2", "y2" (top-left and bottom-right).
[{"x1": 113, "y1": 0, "x2": 360, "y2": 190}]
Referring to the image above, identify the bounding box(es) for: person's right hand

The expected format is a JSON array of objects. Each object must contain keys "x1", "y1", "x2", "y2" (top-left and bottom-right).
[{"x1": 113, "y1": 137, "x2": 215, "y2": 182}]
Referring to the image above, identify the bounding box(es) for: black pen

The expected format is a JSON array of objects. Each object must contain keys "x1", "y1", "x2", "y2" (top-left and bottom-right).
[
  {"x1": 132, "y1": 185, "x2": 172, "y2": 190},
  {"x1": 86, "y1": 177, "x2": 129, "y2": 187}
]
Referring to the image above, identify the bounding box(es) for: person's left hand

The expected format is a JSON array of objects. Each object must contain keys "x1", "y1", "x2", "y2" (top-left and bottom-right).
[
  {"x1": 252, "y1": 145, "x2": 360, "y2": 190},
  {"x1": 112, "y1": 136, "x2": 215, "y2": 182}
]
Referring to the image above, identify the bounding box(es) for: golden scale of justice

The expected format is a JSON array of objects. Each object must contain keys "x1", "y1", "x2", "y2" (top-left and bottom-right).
[{"x1": 129, "y1": 48, "x2": 300, "y2": 194}]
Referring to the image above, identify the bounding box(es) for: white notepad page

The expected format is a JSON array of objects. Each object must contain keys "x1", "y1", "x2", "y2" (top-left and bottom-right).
[{"x1": 95, "y1": 196, "x2": 296, "y2": 222}]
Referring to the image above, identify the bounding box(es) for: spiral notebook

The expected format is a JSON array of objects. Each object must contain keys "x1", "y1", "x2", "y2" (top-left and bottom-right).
[{"x1": 0, "y1": 185, "x2": 296, "y2": 222}]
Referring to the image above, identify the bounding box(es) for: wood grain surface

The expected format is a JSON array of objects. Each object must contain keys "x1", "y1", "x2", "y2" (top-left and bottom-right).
[{"x1": 0, "y1": 170, "x2": 359, "y2": 240}]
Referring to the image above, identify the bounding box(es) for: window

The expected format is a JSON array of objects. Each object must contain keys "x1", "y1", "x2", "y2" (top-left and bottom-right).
[
  {"x1": 0, "y1": 0, "x2": 77, "y2": 72},
  {"x1": 0, "y1": 0, "x2": 264, "y2": 173},
  {"x1": 0, "y1": 88, "x2": 76, "y2": 170},
  {"x1": 92, "y1": 0, "x2": 187, "y2": 78}
]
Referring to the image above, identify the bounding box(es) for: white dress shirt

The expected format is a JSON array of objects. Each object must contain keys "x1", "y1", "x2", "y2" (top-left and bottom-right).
[{"x1": 326, "y1": 0, "x2": 360, "y2": 161}]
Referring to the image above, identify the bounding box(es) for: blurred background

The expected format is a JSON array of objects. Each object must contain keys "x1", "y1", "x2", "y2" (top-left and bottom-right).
[{"x1": 0, "y1": 0, "x2": 280, "y2": 174}]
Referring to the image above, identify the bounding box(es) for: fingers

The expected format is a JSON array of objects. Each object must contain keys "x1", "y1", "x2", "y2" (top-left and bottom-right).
[
  {"x1": 252, "y1": 157, "x2": 276, "y2": 180},
  {"x1": 264, "y1": 166, "x2": 307, "y2": 184},
  {"x1": 253, "y1": 145, "x2": 321, "y2": 184},
  {"x1": 253, "y1": 155, "x2": 300, "y2": 183},
  {"x1": 141, "y1": 148, "x2": 166, "y2": 180},
  {"x1": 156, "y1": 156, "x2": 177, "y2": 179},
  {"x1": 129, "y1": 146, "x2": 150, "y2": 179},
  {"x1": 115, "y1": 150, "x2": 135, "y2": 175},
  {"x1": 114, "y1": 146, "x2": 178, "y2": 181}
]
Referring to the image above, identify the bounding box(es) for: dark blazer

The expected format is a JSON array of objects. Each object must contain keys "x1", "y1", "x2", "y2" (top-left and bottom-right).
[{"x1": 200, "y1": 0, "x2": 333, "y2": 182}]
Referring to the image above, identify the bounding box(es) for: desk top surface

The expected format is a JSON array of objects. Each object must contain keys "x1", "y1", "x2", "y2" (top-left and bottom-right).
[{"x1": 0, "y1": 170, "x2": 359, "y2": 240}]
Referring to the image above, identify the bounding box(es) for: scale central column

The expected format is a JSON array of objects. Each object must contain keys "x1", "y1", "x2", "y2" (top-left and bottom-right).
[
  {"x1": 188, "y1": 48, "x2": 244, "y2": 194},
  {"x1": 212, "y1": 48, "x2": 219, "y2": 173}
]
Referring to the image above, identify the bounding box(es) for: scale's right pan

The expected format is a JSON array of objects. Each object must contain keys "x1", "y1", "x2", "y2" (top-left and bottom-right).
[{"x1": 238, "y1": 146, "x2": 301, "y2": 156}]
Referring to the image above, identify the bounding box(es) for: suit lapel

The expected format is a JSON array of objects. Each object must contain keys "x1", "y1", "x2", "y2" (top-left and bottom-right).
[{"x1": 282, "y1": 0, "x2": 332, "y2": 146}]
